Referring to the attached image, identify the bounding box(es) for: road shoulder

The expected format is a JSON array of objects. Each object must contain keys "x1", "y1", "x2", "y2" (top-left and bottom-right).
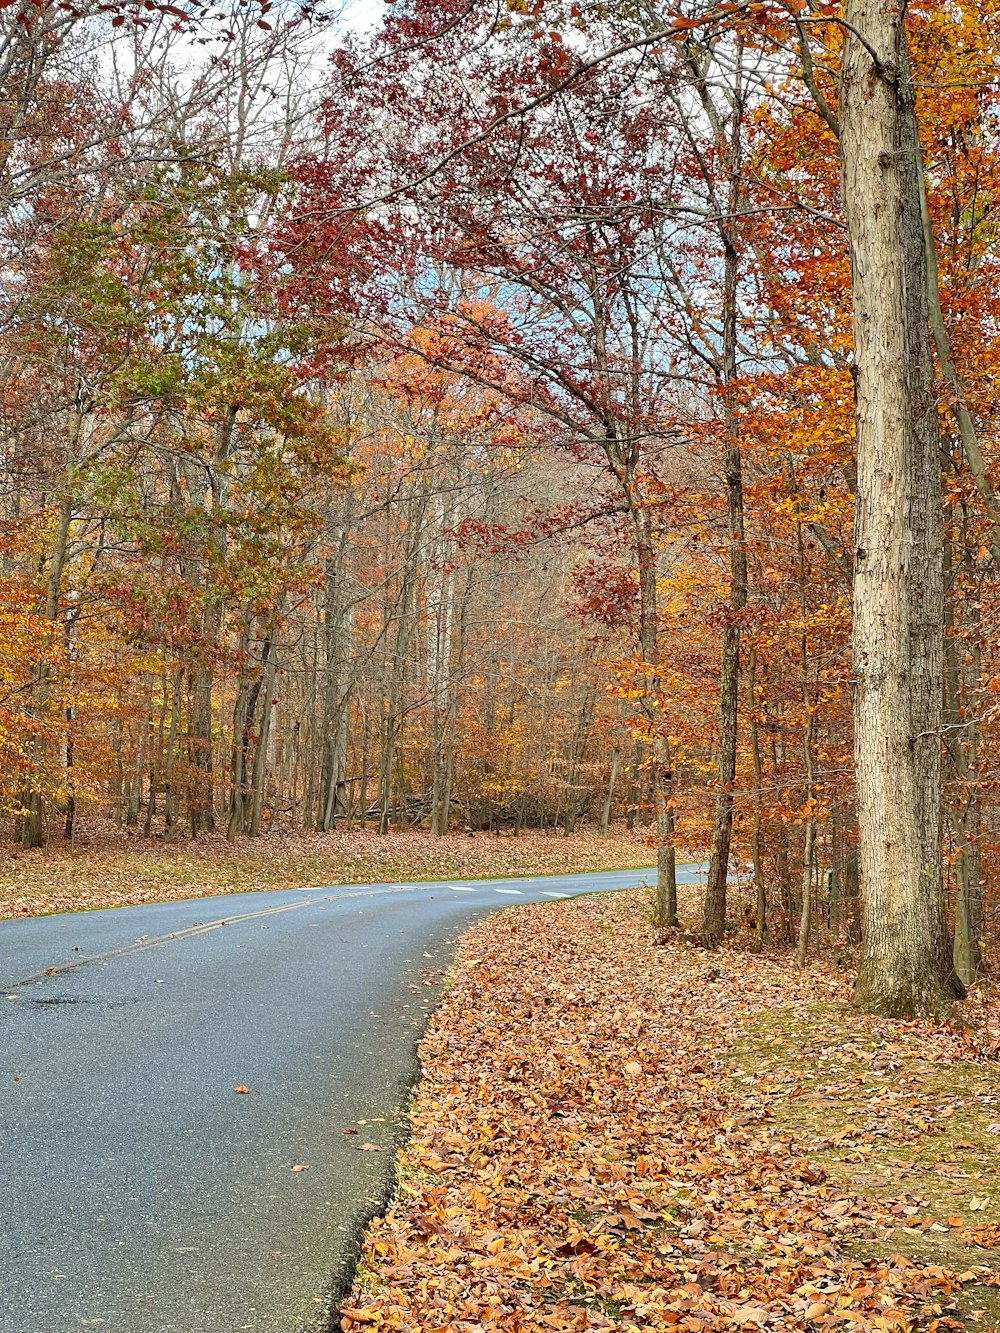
[{"x1": 338, "y1": 890, "x2": 1000, "y2": 1332}]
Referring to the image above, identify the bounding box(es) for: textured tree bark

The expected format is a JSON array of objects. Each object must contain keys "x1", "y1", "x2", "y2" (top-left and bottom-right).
[
  {"x1": 249, "y1": 632, "x2": 279, "y2": 837},
  {"x1": 600, "y1": 742, "x2": 621, "y2": 837},
  {"x1": 163, "y1": 665, "x2": 183, "y2": 836},
  {"x1": 682, "y1": 40, "x2": 748, "y2": 948},
  {"x1": 841, "y1": 3, "x2": 962, "y2": 1015},
  {"x1": 226, "y1": 613, "x2": 256, "y2": 842},
  {"x1": 318, "y1": 536, "x2": 352, "y2": 833},
  {"x1": 703, "y1": 230, "x2": 747, "y2": 948},
  {"x1": 795, "y1": 520, "x2": 816, "y2": 969},
  {"x1": 183, "y1": 405, "x2": 237, "y2": 837},
  {"x1": 748, "y1": 646, "x2": 767, "y2": 948},
  {"x1": 126, "y1": 708, "x2": 147, "y2": 829},
  {"x1": 943, "y1": 529, "x2": 985, "y2": 986},
  {"x1": 633, "y1": 500, "x2": 678, "y2": 929}
]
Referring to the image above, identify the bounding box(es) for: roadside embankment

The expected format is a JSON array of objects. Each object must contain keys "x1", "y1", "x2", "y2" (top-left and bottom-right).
[{"x1": 340, "y1": 890, "x2": 1000, "y2": 1332}]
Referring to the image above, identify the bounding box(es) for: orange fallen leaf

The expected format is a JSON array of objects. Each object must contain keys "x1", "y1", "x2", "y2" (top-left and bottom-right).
[{"x1": 234, "y1": 1085, "x2": 250, "y2": 1094}]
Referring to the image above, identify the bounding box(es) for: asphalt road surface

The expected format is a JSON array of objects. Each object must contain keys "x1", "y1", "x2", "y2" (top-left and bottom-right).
[{"x1": 0, "y1": 862, "x2": 706, "y2": 1333}]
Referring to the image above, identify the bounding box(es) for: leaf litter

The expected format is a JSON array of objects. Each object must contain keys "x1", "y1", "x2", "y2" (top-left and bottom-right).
[
  {"x1": 0, "y1": 821, "x2": 654, "y2": 918},
  {"x1": 340, "y1": 890, "x2": 1000, "y2": 1332}
]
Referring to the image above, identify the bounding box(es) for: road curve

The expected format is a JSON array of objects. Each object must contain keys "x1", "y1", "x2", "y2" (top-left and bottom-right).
[{"x1": 0, "y1": 863, "x2": 705, "y2": 1333}]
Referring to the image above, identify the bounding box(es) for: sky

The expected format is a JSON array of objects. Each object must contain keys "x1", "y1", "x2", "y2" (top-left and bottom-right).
[{"x1": 337, "y1": 0, "x2": 388, "y2": 39}]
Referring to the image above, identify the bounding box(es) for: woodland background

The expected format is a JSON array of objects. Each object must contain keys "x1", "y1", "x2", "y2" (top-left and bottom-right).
[{"x1": 1, "y1": 0, "x2": 996, "y2": 973}]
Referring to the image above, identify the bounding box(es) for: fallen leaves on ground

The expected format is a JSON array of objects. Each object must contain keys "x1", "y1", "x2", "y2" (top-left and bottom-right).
[
  {"x1": 341, "y1": 891, "x2": 1000, "y2": 1332},
  {"x1": 729, "y1": 983, "x2": 1000, "y2": 1315},
  {"x1": 0, "y1": 819, "x2": 655, "y2": 918}
]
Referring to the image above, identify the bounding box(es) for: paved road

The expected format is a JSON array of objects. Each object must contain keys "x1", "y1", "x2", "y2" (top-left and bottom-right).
[{"x1": 0, "y1": 863, "x2": 706, "y2": 1333}]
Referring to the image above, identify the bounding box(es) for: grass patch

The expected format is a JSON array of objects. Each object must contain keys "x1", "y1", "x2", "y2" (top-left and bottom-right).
[{"x1": 729, "y1": 999, "x2": 1000, "y2": 1323}]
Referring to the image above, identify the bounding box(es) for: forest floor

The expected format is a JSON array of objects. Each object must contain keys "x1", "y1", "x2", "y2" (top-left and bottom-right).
[
  {"x1": 0, "y1": 822, "x2": 655, "y2": 918},
  {"x1": 340, "y1": 889, "x2": 1000, "y2": 1333}
]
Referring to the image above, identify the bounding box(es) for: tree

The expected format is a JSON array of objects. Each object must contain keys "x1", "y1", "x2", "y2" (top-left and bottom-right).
[{"x1": 840, "y1": 0, "x2": 962, "y2": 1015}]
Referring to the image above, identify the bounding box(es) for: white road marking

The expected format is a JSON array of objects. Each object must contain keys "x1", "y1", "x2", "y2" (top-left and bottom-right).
[
  {"x1": 448, "y1": 886, "x2": 477, "y2": 892},
  {"x1": 541, "y1": 891, "x2": 571, "y2": 898},
  {"x1": 494, "y1": 888, "x2": 524, "y2": 895}
]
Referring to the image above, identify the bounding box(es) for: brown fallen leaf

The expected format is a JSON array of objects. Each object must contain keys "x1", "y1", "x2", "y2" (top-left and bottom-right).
[
  {"x1": 234, "y1": 1085, "x2": 250, "y2": 1094},
  {"x1": 343, "y1": 1126, "x2": 359, "y2": 1135},
  {"x1": 729, "y1": 1305, "x2": 771, "y2": 1326},
  {"x1": 358, "y1": 1143, "x2": 384, "y2": 1152},
  {"x1": 291, "y1": 1164, "x2": 310, "y2": 1172},
  {"x1": 339, "y1": 1308, "x2": 381, "y2": 1327}
]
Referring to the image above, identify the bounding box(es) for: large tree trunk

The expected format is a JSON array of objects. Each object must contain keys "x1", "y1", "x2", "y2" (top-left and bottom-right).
[
  {"x1": 318, "y1": 502, "x2": 354, "y2": 832},
  {"x1": 226, "y1": 613, "x2": 257, "y2": 842},
  {"x1": 795, "y1": 519, "x2": 817, "y2": 969},
  {"x1": 632, "y1": 500, "x2": 677, "y2": 929},
  {"x1": 186, "y1": 649, "x2": 217, "y2": 836},
  {"x1": 841, "y1": 5, "x2": 961, "y2": 1016},
  {"x1": 943, "y1": 526, "x2": 985, "y2": 986},
  {"x1": 702, "y1": 224, "x2": 747, "y2": 947},
  {"x1": 747, "y1": 646, "x2": 767, "y2": 948},
  {"x1": 249, "y1": 633, "x2": 279, "y2": 837}
]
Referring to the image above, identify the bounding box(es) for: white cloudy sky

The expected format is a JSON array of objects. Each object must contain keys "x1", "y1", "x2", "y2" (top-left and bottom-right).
[{"x1": 338, "y1": 0, "x2": 388, "y2": 38}]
